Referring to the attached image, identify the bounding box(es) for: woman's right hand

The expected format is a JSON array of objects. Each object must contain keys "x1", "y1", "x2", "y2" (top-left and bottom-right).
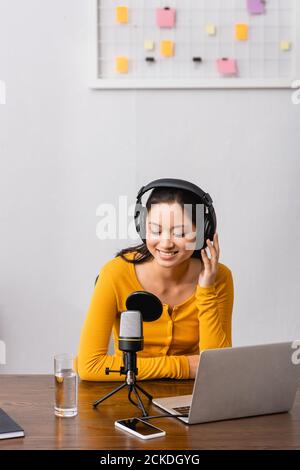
[{"x1": 187, "y1": 355, "x2": 200, "y2": 379}]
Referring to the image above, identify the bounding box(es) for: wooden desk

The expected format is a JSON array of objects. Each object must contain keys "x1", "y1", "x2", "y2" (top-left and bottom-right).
[{"x1": 0, "y1": 375, "x2": 299, "y2": 450}]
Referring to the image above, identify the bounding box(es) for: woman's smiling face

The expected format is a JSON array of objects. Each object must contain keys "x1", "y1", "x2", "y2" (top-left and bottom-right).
[{"x1": 145, "y1": 202, "x2": 197, "y2": 266}]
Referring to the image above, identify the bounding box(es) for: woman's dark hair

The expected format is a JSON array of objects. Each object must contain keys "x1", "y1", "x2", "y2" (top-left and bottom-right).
[{"x1": 115, "y1": 187, "x2": 204, "y2": 265}]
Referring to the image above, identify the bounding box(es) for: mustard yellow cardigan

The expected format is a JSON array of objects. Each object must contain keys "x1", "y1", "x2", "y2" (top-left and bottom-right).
[{"x1": 76, "y1": 251, "x2": 234, "y2": 381}]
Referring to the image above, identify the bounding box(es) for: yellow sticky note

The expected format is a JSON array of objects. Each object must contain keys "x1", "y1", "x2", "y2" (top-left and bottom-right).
[
  {"x1": 160, "y1": 40, "x2": 174, "y2": 57},
  {"x1": 116, "y1": 6, "x2": 128, "y2": 24},
  {"x1": 235, "y1": 23, "x2": 248, "y2": 41},
  {"x1": 280, "y1": 40, "x2": 291, "y2": 51},
  {"x1": 206, "y1": 24, "x2": 216, "y2": 36},
  {"x1": 115, "y1": 56, "x2": 128, "y2": 73},
  {"x1": 144, "y1": 40, "x2": 155, "y2": 51}
]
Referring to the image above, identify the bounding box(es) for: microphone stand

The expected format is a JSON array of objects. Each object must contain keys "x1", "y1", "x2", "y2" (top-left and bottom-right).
[{"x1": 92, "y1": 351, "x2": 153, "y2": 417}]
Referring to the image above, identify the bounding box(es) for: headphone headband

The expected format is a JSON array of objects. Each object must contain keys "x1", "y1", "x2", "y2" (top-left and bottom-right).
[{"x1": 136, "y1": 178, "x2": 213, "y2": 207}]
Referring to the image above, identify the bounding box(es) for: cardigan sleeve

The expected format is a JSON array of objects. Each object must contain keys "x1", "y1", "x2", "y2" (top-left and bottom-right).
[
  {"x1": 195, "y1": 265, "x2": 234, "y2": 351},
  {"x1": 76, "y1": 265, "x2": 190, "y2": 381}
]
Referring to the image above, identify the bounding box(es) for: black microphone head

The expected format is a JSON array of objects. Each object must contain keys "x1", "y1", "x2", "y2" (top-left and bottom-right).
[{"x1": 125, "y1": 291, "x2": 163, "y2": 322}]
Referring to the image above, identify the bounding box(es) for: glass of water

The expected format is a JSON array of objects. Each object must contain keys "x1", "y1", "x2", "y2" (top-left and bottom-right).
[{"x1": 54, "y1": 353, "x2": 78, "y2": 418}]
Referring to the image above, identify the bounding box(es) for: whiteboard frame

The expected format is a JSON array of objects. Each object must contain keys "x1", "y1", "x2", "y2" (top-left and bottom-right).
[{"x1": 89, "y1": 0, "x2": 300, "y2": 90}]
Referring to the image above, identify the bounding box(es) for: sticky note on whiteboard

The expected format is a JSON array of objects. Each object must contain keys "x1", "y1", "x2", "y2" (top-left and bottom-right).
[
  {"x1": 116, "y1": 6, "x2": 128, "y2": 24},
  {"x1": 206, "y1": 24, "x2": 216, "y2": 36},
  {"x1": 156, "y1": 8, "x2": 176, "y2": 28},
  {"x1": 160, "y1": 40, "x2": 174, "y2": 57},
  {"x1": 115, "y1": 56, "x2": 129, "y2": 73},
  {"x1": 217, "y1": 59, "x2": 238, "y2": 76},
  {"x1": 144, "y1": 40, "x2": 155, "y2": 51},
  {"x1": 235, "y1": 24, "x2": 248, "y2": 41},
  {"x1": 280, "y1": 40, "x2": 291, "y2": 51},
  {"x1": 247, "y1": 0, "x2": 265, "y2": 14}
]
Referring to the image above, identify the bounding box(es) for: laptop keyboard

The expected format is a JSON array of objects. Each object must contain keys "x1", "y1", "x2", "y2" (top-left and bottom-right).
[{"x1": 172, "y1": 405, "x2": 190, "y2": 414}]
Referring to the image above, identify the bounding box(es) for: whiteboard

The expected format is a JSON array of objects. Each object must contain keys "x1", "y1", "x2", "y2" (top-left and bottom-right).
[{"x1": 89, "y1": 0, "x2": 300, "y2": 89}]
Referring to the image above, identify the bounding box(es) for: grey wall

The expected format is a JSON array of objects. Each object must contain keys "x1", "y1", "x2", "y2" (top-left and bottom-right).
[{"x1": 0, "y1": 0, "x2": 299, "y2": 373}]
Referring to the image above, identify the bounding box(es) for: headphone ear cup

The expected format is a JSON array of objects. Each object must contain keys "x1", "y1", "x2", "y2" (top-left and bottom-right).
[
  {"x1": 135, "y1": 205, "x2": 147, "y2": 243},
  {"x1": 203, "y1": 215, "x2": 210, "y2": 249},
  {"x1": 139, "y1": 206, "x2": 147, "y2": 243},
  {"x1": 203, "y1": 212, "x2": 215, "y2": 248}
]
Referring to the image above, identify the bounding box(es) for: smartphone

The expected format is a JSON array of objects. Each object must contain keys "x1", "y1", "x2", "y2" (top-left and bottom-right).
[{"x1": 115, "y1": 418, "x2": 166, "y2": 440}]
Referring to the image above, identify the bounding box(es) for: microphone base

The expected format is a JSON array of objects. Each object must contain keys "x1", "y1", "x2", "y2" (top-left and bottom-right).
[
  {"x1": 92, "y1": 379, "x2": 152, "y2": 417},
  {"x1": 93, "y1": 351, "x2": 153, "y2": 416}
]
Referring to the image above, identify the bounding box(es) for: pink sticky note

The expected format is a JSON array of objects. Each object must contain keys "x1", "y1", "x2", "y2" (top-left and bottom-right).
[
  {"x1": 247, "y1": 0, "x2": 265, "y2": 14},
  {"x1": 217, "y1": 59, "x2": 238, "y2": 76},
  {"x1": 156, "y1": 8, "x2": 176, "y2": 28}
]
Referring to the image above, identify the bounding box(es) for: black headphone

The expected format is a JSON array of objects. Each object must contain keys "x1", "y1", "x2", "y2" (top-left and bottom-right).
[{"x1": 134, "y1": 178, "x2": 217, "y2": 251}]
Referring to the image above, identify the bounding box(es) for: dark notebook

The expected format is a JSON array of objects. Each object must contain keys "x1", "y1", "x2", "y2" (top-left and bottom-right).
[{"x1": 0, "y1": 408, "x2": 25, "y2": 440}]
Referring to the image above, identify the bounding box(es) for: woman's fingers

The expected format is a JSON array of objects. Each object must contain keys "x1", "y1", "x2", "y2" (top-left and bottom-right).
[
  {"x1": 214, "y1": 232, "x2": 219, "y2": 252},
  {"x1": 201, "y1": 247, "x2": 210, "y2": 267},
  {"x1": 208, "y1": 233, "x2": 220, "y2": 256},
  {"x1": 207, "y1": 239, "x2": 218, "y2": 261},
  {"x1": 202, "y1": 233, "x2": 220, "y2": 266},
  {"x1": 199, "y1": 233, "x2": 220, "y2": 287}
]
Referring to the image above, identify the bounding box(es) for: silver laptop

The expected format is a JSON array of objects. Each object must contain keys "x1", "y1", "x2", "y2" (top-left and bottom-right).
[{"x1": 152, "y1": 341, "x2": 300, "y2": 424}]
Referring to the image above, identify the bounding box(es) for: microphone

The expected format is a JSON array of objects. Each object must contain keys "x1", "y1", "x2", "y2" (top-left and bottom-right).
[
  {"x1": 93, "y1": 291, "x2": 163, "y2": 416},
  {"x1": 119, "y1": 310, "x2": 144, "y2": 353}
]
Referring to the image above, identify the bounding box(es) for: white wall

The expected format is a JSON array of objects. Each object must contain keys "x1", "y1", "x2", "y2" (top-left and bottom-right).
[{"x1": 0, "y1": 0, "x2": 299, "y2": 373}]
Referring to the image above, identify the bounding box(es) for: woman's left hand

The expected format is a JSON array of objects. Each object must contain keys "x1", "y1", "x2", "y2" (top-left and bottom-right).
[{"x1": 198, "y1": 233, "x2": 220, "y2": 288}]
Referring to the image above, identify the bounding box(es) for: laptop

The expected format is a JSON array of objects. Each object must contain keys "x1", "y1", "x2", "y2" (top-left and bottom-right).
[{"x1": 152, "y1": 341, "x2": 300, "y2": 424}]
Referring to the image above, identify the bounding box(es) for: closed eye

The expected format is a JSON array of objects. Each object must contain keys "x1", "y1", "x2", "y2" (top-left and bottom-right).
[{"x1": 150, "y1": 229, "x2": 185, "y2": 237}]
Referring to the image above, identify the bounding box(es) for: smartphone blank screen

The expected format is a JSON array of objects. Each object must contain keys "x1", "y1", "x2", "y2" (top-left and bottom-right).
[{"x1": 118, "y1": 419, "x2": 162, "y2": 436}]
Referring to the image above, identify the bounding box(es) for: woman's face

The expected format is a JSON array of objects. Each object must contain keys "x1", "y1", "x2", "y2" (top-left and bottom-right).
[{"x1": 146, "y1": 202, "x2": 197, "y2": 266}]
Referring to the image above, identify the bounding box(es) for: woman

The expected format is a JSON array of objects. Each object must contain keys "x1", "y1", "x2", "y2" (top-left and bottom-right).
[{"x1": 77, "y1": 183, "x2": 234, "y2": 381}]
